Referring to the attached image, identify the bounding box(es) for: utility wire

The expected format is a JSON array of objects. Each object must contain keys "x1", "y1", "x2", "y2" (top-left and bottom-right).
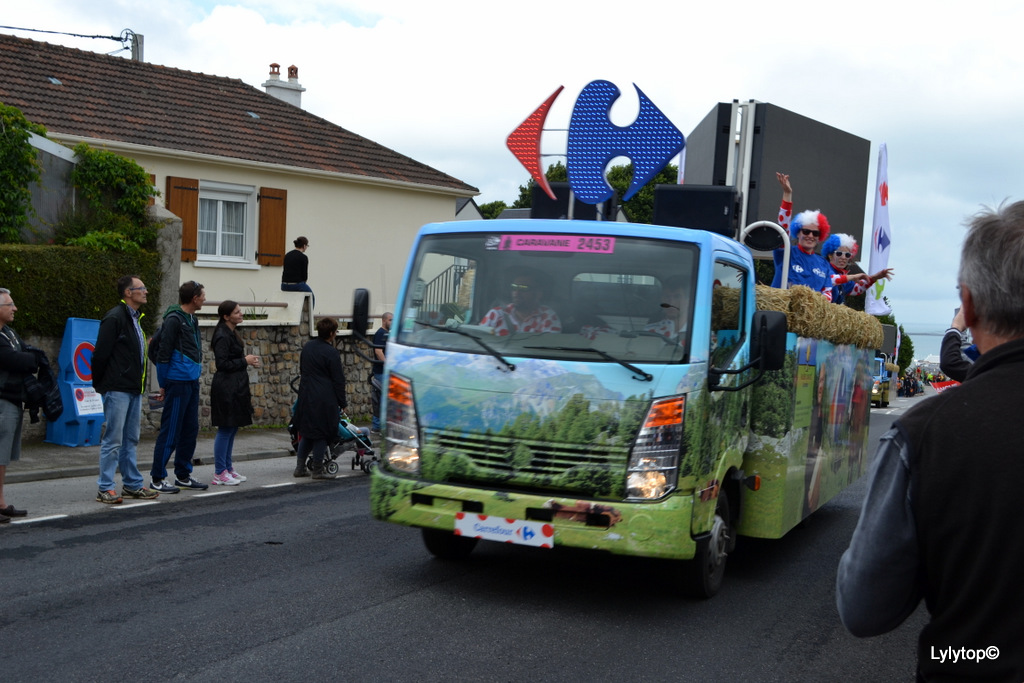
[{"x1": 0, "y1": 25, "x2": 124, "y2": 43}]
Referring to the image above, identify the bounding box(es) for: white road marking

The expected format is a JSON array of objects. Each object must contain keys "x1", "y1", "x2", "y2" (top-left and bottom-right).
[{"x1": 12, "y1": 515, "x2": 67, "y2": 524}]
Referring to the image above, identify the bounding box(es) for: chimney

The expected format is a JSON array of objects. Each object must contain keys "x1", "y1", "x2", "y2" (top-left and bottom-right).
[{"x1": 262, "y1": 63, "x2": 305, "y2": 108}]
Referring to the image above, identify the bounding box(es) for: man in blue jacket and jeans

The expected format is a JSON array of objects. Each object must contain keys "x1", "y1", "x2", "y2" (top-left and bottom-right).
[
  {"x1": 92, "y1": 275, "x2": 159, "y2": 504},
  {"x1": 149, "y1": 281, "x2": 209, "y2": 493}
]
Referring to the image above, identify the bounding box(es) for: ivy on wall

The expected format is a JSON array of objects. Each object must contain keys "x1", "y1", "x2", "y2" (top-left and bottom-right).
[
  {"x1": 0, "y1": 103, "x2": 47, "y2": 243},
  {"x1": 60, "y1": 142, "x2": 159, "y2": 251}
]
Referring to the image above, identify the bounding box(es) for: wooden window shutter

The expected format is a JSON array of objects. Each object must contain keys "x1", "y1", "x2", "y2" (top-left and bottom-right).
[
  {"x1": 257, "y1": 187, "x2": 287, "y2": 266},
  {"x1": 166, "y1": 177, "x2": 199, "y2": 262},
  {"x1": 148, "y1": 174, "x2": 156, "y2": 207}
]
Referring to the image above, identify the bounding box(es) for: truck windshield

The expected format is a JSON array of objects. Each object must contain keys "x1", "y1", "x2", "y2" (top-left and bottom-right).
[{"x1": 396, "y1": 232, "x2": 698, "y2": 364}]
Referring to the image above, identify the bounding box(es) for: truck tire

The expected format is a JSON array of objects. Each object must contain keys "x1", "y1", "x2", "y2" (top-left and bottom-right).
[
  {"x1": 682, "y1": 488, "x2": 732, "y2": 599},
  {"x1": 422, "y1": 528, "x2": 478, "y2": 560}
]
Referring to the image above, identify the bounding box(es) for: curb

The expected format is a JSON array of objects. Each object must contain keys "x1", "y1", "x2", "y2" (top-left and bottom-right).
[{"x1": 6, "y1": 449, "x2": 294, "y2": 485}]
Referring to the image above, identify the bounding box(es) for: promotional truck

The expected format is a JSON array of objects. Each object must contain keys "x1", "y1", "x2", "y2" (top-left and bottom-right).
[
  {"x1": 871, "y1": 354, "x2": 892, "y2": 408},
  {"x1": 872, "y1": 324, "x2": 898, "y2": 407},
  {"x1": 363, "y1": 219, "x2": 880, "y2": 597}
]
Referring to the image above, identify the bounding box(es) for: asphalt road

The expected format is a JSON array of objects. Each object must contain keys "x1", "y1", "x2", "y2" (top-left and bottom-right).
[{"x1": 0, "y1": 401, "x2": 928, "y2": 682}]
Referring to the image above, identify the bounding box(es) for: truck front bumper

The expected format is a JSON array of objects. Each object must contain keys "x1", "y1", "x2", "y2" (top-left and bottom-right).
[{"x1": 370, "y1": 467, "x2": 697, "y2": 560}]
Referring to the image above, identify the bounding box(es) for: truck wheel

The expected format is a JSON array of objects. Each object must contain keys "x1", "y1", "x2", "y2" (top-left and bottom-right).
[
  {"x1": 422, "y1": 528, "x2": 478, "y2": 560},
  {"x1": 682, "y1": 488, "x2": 732, "y2": 599}
]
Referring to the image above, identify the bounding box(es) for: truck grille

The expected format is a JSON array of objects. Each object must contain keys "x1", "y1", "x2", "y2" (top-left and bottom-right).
[{"x1": 421, "y1": 428, "x2": 629, "y2": 499}]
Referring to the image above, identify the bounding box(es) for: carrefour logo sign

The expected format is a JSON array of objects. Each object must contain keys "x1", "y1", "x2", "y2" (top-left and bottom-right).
[{"x1": 507, "y1": 80, "x2": 685, "y2": 205}]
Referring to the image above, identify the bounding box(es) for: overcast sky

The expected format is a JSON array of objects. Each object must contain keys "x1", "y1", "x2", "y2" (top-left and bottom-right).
[{"x1": 6, "y1": 0, "x2": 1022, "y2": 358}]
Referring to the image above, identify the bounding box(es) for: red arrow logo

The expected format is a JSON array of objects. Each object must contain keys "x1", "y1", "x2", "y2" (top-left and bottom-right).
[{"x1": 506, "y1": 86, "x2": 563, "y2": 201}]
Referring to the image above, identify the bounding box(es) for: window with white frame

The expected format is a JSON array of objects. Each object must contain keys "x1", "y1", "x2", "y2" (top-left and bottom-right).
[{"x1": 198, "y1": 181, "x2": 256, "y2": 262}]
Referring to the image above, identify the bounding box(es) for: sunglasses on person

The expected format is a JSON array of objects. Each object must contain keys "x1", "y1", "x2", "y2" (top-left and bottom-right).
[
  {"x1": 510, "y1": 283, "x2": 533, "y2": 292},
  {"x1": 799, "y1": 229, "x2": 820, "y2": 237},
  {"x1": 833, "y1": 251, "x2": 853, "y2": 259},
  {"x1": 183, "y1": 280, "x2": 204, "y2": 299}
]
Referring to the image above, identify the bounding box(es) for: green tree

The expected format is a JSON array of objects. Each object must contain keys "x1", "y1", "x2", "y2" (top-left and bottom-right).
[
  {"x1": 896, "y1": 325, "x2": 915, "y2": 374},
  {"x1": 876, "y1": 310, "x2": 914, "y2": 374},
  {"x1": 0, "y1": 104, "x2": 47, "y2": 243},
  {"x1": 512, "y1": 161, "x2": 568, "y2": 209},
  {"x1": 479, "y1": 200, "x2": 508, "y2": 220},
  {"x1": 605, "y1": 163, "x2": 678, "y2": 224},
  {"x1": 59, "y1": 142, "x2": 158, "y2": 251},
  {"x1": 510, "y1": 161, "x2": 677, "y2": 224}
]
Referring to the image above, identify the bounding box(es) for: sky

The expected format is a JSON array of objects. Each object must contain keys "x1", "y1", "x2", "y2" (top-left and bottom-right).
[{"x1": 5, "y1": 0, "x2": 1023, "y2": 360}]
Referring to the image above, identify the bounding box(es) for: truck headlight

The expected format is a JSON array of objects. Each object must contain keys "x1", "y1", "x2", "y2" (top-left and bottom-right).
[
  {"x1": 626, "y1": 396, "x2": 684, "y2": 500},
  {"x1": 384, "y1": 373, "x2": 420, "y2": 474}
]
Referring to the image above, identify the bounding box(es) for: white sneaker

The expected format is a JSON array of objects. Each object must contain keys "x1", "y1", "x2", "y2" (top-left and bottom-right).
[
  {"x1": 211, "y1": 471, "x2": 239, "y2": 486},
  {"x1": 228, "y1": 469, "x2": 246, "y2": 482}
]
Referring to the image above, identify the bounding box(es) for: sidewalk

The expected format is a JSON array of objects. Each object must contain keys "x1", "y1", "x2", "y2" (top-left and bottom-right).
[{"x1": 8, "y1": 427, "x2": 297, "y2": 484}]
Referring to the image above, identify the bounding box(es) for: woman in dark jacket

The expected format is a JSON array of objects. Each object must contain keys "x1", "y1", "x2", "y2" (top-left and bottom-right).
[
  {"x1": 209, "y1": 301, "x2": 260, "y2": 486},
  {"x1": 294, "y1": 317, "x2": 347, "y2": 479}
]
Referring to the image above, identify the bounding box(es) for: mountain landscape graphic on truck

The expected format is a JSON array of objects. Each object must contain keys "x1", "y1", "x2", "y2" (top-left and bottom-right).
[{"x1": 397, "y1": 347, "x2": 646, "y2": 434}]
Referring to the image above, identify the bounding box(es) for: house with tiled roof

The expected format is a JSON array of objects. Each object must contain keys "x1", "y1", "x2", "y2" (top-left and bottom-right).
[{"x1": 0, "y1": 32, "x2": 478, "y2": 321}]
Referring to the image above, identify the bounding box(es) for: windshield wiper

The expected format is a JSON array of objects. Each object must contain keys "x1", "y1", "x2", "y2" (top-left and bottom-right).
[
  {"x1": 419, "y1": 322, "x2": 515, "y2": 371},
  {"x1": 524, "y1": 345, "x2": 653, "y2": 382}
]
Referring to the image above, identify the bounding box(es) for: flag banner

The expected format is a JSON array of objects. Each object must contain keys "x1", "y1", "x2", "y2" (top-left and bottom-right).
[
  {"x1": 932, "y1": 380, "x2": 960, "y2": 394},
  {"x1": 866, "y1": 144, "x2": 892, "y2": 315},
  {"x1": 895, "y1": 325, "x2": 902, "y2": 358}
]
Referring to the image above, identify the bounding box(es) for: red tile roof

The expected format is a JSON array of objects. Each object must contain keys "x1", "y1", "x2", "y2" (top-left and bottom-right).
[{"x1": 0, "y1": 33, "x2": 477, "y2": 194}]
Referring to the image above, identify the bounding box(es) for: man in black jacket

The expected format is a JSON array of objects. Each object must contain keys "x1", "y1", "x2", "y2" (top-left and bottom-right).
[
  {"x1": 92, "y1": 275, "x2": 158, "y2": 504},
  {"x1": 838, "y1": 201, "x2": 1024, "y2": 681},
  {"x1": 939, "y1": 308, "x2": 978, "y2": 382},
  {"x1": 0, "y1": 287, "x2": 37, "y2": 521}
]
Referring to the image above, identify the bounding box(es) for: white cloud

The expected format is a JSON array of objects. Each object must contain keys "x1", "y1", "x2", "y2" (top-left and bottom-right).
[{"x1": 5, "y1": 0, "x2": 1022, "y2": 348}]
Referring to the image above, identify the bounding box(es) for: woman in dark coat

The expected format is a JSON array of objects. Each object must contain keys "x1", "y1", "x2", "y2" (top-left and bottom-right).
[
  {"x1": 294, "y1": 317, "x2": 347, "y2": 479},
  {"x1": 210, "y1": 300, "x2": 260, "y2": 485}
]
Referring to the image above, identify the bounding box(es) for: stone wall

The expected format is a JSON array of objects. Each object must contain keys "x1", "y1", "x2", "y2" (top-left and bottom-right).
[{"x1": 19, "y1": 304, "x2": 376, "y2": 441}]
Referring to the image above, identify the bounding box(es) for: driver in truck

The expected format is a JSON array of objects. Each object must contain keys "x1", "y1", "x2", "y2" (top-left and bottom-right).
[{"x1": 479, "y1": 270, "x2": 561, "y2": 336}]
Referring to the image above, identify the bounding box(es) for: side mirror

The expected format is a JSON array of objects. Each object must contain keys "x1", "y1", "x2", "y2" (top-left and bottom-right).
[
  {"x1": 709, "y1": 310, "x2": 788, "y2": 392},
  {"x1": 352, "y1": 289, "x2": 370, "y2": 339},
  {"x1": 751, "y1": 310, "x2": 787, "y2": 371}
]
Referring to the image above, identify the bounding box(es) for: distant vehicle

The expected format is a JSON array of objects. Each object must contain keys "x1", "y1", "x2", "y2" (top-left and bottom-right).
[
  {"x1": 872, "y1": 325, "x2": 897, "y2": 408},
  {"x1": 871, "y1": 353, "x2": 891, "y2": 407}
]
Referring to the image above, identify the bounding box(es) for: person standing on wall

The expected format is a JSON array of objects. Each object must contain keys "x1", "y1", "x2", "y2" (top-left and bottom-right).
[
  {"x1": 370, "y1": 312, "x2": 392, "y2": 434},
  {"x1": 281, "y1": 236, "x2": 314, "y2": 311},
  {"x1": 293, "y1": 317, "x2": 347, "y2": 480},
  {"x1": 149, "y1": 281, "x2": 209, "y2": 493},
  {"x1": 92, "y1": 275, "x2": 160, "y2": 504},
  {"x1": 209, "y1": 300, "x2": 260, "y2": 486},
  {"x1": 0, "y1": 287, "x2": 37, "y2": 523}
]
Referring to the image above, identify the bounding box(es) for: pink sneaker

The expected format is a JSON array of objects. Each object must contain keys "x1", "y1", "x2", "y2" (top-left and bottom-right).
[
  {"x1": 211, "y1": 471, "x2": 239, "y2": 486},
  {"x1": 228, "y1": 469, "x2": 246, "y2": 482}
]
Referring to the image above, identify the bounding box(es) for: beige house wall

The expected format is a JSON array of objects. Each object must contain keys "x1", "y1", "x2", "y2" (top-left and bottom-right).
[{"x1": 51, "y1": 135, "x2": 471, "y2": 326}]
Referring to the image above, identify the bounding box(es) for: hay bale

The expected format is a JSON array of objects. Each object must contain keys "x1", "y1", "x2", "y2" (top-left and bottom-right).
[
  {"x1": 754, "y1": 284, "x2": 883, "y2": 350},
  {"x1": 712, "y1": 286, "x2": 741, "y2": 331}
]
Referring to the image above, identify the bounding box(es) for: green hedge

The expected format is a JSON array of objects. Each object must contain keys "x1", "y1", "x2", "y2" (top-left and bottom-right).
[{"x1": 0, "y1": 245, "x2": 160, "y2": 336}]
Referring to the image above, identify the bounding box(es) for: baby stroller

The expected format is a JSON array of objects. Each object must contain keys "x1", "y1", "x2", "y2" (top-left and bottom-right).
[{"x1": 288, "y1": 377, "x2": 377, "y2": 474}]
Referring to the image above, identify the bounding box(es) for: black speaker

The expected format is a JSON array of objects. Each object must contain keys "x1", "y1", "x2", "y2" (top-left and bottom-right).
[
  {"x1": 530, "y1": 181, "x2": 599, "y2": 220},
  {"x1": 653, "y1": 185, "x2": 737, "y2": 237}
]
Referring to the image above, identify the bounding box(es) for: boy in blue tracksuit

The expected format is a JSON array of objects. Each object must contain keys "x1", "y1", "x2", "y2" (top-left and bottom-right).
[{"x1": 149, "y1": 281, "x2": 209, "y2": 493}]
